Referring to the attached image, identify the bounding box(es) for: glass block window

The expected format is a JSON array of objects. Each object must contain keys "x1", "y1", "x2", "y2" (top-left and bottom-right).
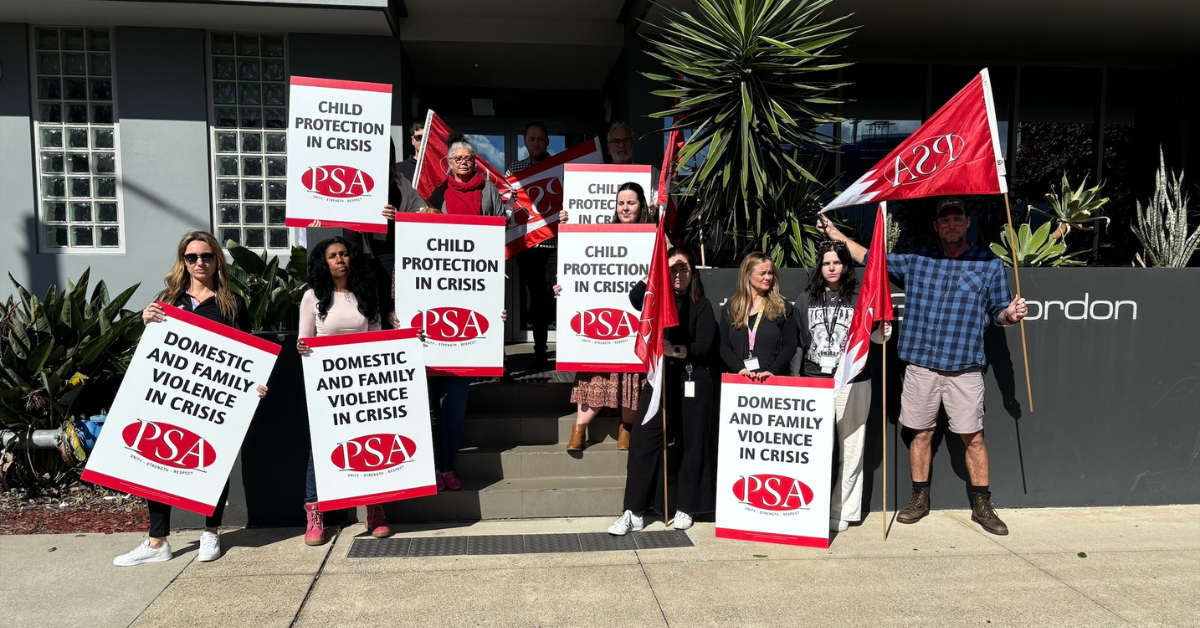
[
  {"x1": 209, "y1": 32, "x2": 290, "y2": 250},
  {"x1": 32, "y1": 26, "x2": 122, "y2": 250}
]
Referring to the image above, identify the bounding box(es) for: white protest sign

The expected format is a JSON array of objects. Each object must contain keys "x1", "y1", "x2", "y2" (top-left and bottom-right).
[
  {"x1": 715, "y1": 374, "x2": 835, "y2": 548},
  {"x1": 285, "y1": 76, "x2": 392, "y2": 233},
  {"x1": 394, "y1": 213, "x2": 506, "y2": 376},
  {"x1": 302, "y1": 329, "x2": 435, "y2": 510},
  {"x1": 562, "y1": 164, "x2": 653, "y2": 226},
  {"x1": 82, "y1": 305, "x2": 280, "y2": 516},
  {"x1": 556, "y1": 224, "x2": 655, "y2": 372}
]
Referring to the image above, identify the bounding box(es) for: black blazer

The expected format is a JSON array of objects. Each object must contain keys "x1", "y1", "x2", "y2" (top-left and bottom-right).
[
  {"x1": 172, "y1": 293, "x2": 251, "y2": 332},
  {"x1": 628, "y1": 282, "x2": 719, "y2": 369},
  {"x1": 718, "y1": 302, "x2": 798, "y2": 375}
]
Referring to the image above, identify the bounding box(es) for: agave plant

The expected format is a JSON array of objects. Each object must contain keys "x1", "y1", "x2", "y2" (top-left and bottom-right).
[
  {"x1": 1131, "y1": 149, "x2": 1198, "y2": 268},
  {"x1": 225, "y1": 242, "x2": 308, "y2": 332},
  {"x1": 644, "y1": 0, "x2": 855, "y2": 263},
  {"x1": 990, "y1": 222, "x2": 1087, "y2": 267},
  {"x1": 1034, "y1": 174, "x2": 1109, "y2": 239}
]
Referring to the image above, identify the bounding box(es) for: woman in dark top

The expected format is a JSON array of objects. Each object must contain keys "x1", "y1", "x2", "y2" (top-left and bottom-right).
[
  {"x1": 791, "y1": 241, "x2": 890, "y2": 532},
  {"x1": 608, "y1": 245, "x2": 719, "y2": 535},
  {"x1": 114, "y1": 231, "x2": 267, "y2": 567},
  {"x1": 719, "y1": 252, "x2": 798, "y2": 379}
]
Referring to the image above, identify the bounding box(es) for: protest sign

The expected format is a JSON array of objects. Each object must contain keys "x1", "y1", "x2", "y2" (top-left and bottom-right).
[
  {"x1": 285, "y1": 76, "x2": 392, "y2": 233},
  {"x1": 81, "y1": 305, "x2": 280, "y2": 516},
  {"x1": 715, "y1": 374, "x2": 835, "y2": 548},
  {"x1": 302, "y1": 329, "x2": 435, "y2": 510},
  {"x1": 393, "y1": 213, "x2": 506, "y2": 376},
  {"x1": 556, "y1": 224, "x2": 655, "y2": 372},
  {"x1": 562, "y1": 164, "x2": 653, "y2": 226}
]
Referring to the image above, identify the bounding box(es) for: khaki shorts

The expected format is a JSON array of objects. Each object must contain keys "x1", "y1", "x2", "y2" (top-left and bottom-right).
[{"x1": 899, "y1": 364, "x2": 985, "y2": 434}]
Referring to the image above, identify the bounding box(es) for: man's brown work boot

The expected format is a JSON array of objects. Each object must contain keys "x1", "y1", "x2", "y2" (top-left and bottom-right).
[
  {"x1": 969, "y1": 491, "x2": 1009, "y2": 536},
  {"x1": 896, "y1": 486, "x2": 930, "y2": 524}
]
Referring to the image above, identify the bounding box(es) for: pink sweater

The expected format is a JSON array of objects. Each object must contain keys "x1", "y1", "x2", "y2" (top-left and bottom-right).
[{"x1": 299, "y1": 289, "x2": 381, "y2": 338}]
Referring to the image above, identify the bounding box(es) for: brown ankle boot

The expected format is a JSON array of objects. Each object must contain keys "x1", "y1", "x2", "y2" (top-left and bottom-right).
[
  {"x1": 617, "y1": 422, "x2": 632, "y2": 450},
  {"x1": 566, "y1": 424, "x2": 586, "y2": 451},
  {"x1": 969, "y1": 491, "x2": 1009, "y2": 535},
  {"x1": 896, "y1": 486, "x2": 930, "y2": 524}
]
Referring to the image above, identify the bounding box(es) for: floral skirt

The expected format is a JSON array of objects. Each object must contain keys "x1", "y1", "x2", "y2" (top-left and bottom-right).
[{"x1": 569, "y1": 372, "x2": 645, "y2": 411}]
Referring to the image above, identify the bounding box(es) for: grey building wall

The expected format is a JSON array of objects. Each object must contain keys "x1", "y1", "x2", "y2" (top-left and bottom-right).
[{"x1": 0, "y1": 23, "x2": 38, "y2": 293}]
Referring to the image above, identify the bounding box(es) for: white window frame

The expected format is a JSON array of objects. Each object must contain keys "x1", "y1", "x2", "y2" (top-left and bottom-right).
[
  {"x1": 204, "y1": 31, "x2": 295, "y2": 253},
  {"x1": 29, "y1": 25, "x2": 127, "y2": 254}
]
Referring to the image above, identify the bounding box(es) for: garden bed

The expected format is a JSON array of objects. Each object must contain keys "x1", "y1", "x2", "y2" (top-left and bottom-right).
[{"x1": 0, "y1": 483, "x2": 147, "y2": 535}]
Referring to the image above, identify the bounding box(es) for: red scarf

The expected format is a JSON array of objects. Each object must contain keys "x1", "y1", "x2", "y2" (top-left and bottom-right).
[{"x1": 444, "y1": 172, "x2": 486, "y2": 215}]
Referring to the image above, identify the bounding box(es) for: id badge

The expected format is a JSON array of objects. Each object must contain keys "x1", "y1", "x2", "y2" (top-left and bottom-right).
[
  {"x1": 684, "y1": 381, "x2": 696, "y2": 398},
  {"x1": 743, "y1": 357, "x2": 761, "y2": 371},
  {"x1": 819, "y1": 355, "x2": 837, "y2": 374}
]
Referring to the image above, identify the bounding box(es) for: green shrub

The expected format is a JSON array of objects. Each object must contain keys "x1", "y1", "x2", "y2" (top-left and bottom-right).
[{"x1": 225, "y1": 242, "x2": 308, "y2": 332}]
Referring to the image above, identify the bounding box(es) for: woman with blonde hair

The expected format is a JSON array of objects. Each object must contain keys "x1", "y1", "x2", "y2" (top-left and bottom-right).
[
  {"x1": 718, "y1": 252, "x2": 798, "y2": 380},
  {"x1": 114, "y1": 231, "x2": 268, "y2": 567}
]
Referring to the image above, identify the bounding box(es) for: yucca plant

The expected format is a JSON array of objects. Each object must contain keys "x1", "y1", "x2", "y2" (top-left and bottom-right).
[
  {"x1": 1036, "y1": 174, "x2": 1110, "y2": 239},
  {"x1": 1132, "y1": 149, "x2": 1198, "y2": 268},
  {"x1": 225, "y1": 242, "x2": 308, "y2": 332},
  {"x1": 644, "y1": 0, "x2": 855, "y2": 265},
  {"x1": 991, "y1": 222, "x2": 1086, "y2": 267}
]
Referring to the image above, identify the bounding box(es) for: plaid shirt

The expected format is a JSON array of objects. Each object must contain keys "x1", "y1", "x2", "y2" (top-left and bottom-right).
[{"x1": 883, "y1": 244, "x2": 1011, "y2": 372}]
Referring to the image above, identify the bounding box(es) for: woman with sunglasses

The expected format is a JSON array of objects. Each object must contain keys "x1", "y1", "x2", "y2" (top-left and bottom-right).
[
  {"x1": 296, "y1": 236, "x2": 389, "y2": 545},
  {"x1": 792, "y1": 241, "x2": 891, "y2": 532},
  {"x1": 114, "y1": 231, "x2": 268, "y2": 567}
]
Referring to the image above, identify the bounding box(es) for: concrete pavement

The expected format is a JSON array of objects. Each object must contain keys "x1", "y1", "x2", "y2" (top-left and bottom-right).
[{"x1": 3, "y1": 505, "x2": 1197, "y2": 628}]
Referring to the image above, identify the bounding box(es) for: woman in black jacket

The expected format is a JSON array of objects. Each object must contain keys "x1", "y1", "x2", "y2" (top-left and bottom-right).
[
  {"x1": 719, "y1": 252, "x2": 798, "y2": 380},
  {"x1": 608, "y1": 245, "x2": 719, "y2": 535}
]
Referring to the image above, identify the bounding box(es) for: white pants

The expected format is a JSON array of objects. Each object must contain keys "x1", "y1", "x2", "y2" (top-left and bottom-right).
[{"x1": 830, "y1": 380, "x2": 872, "y2": 523}]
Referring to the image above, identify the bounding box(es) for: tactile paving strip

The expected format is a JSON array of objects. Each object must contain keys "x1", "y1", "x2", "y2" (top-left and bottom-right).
[{"x1": 347, "y1": 530, "x2": 693, "y2": 559}]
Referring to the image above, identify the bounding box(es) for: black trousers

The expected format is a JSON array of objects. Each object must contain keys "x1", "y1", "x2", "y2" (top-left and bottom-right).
[
  {"x1": 623, "y1": 365, "x2": 717, "y2": 516},
  {"x1": 148, "y1": 481, "x2": 230, "y2": 538},
  {"x1": 517, "y1": 247, "x2": 555, "y2": 353}
]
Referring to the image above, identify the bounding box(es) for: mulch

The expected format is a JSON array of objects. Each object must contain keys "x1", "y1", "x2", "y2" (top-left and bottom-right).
[{"x1": 0, "y1": 483, "x2": 148, "y2": 535}]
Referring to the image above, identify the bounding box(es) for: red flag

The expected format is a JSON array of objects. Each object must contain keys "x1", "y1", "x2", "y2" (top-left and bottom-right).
[
  {"x1": 504, "y1": 139, "x2": 603, "y2": 257},
  {"x1": 656, "y1": 129, "x2": 685, "y2": 231},
  {"x1": 833, "y1": 203, "x2": 894, "y2": 395},
  {"x1": 413, "y1": 110, "x2": 510, "y2": 203},
  {"x1": 634, "y1": 215, "x2": 681, "y2": 423},
  {"x1": 822, "y1": 69, "x2": 1007, "y2": 213}
]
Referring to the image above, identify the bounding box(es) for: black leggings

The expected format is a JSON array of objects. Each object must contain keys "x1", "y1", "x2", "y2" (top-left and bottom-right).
[{"x1": 147, "y1": 481, "x2": 230, "y2": 538}]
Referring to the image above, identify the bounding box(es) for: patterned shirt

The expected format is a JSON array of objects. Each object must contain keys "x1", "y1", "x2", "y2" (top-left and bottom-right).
[{"x1": 880, "y1": 245, "x2": 1011, "y2": 372}]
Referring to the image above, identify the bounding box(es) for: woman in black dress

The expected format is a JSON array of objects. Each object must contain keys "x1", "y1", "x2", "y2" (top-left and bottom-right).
[
  {"x1": 719, "y1": 252, "x2": 798, "y2": 379},
  {"x1": 608, "y1": 245, "x2": 719, "y2": 535}
]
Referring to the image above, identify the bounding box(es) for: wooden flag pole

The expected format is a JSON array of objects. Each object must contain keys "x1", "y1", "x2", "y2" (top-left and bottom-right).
[
  {"x1": 661, "y1": 384, "x2": 670, "y2": 527},
  {"x1": 882, "y1": 331, "x2": 888, "y2": 541},
  {"x1": 1002, "y1": 194, "x2": 1034, "y2": 411}
]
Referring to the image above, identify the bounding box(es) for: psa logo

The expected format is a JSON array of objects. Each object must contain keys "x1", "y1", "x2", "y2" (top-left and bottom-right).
[
  {"x1": 733, "y1": 474, "x2": 814, "y2": 511},
  {"x1": 570, "y1": 308, "x2": 637, "y2": 341},
  {"x1": 411, "y1": 307, "x2": 488, "y2": 342},
  {"x1": 331, "y1": 434, "x2": 417, "y2": 472},
  {"x1": 302, "y1": 165, "x2": 374, "y2": 198},
  {"x1": 885, "y1": 133, "x2": 962, "y2": 187},
  {"x1": 122, "y1": 420, "x2": 216, "y2": 470}
]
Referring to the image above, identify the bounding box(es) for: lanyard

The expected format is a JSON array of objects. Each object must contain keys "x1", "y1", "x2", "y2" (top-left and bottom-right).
[
  {"x1": 747, "y1": 310, "x2": 764, "y2": 355},
  {"x1": 821, "y1": 293, "x2": 843, "y2": 342}
]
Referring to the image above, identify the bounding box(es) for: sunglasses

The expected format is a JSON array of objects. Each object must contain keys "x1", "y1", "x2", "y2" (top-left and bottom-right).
[
  {"x1": 412, "y1": 134, "x2": 424, "y2": 141},
  {"x1": 183, "y1": 253, "x2": 216, "y2": 265}
]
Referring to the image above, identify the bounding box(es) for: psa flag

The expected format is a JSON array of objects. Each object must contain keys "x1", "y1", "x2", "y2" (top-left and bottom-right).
[
  {"x1": 505, "y1": 139, "x2": 603, "y2": 257},
  {"x1": 412, "y1": 110, "x2": 510, "y2": 204},
  {"x1": 633, "y1": 215, "x2": 680, "y2": 424},
  {"x1": 822, "y1": 69, "x2": 1007, "y2": 212},
  {"x1": 833, "y1": 203, "x2": 894, "y2": 397}
]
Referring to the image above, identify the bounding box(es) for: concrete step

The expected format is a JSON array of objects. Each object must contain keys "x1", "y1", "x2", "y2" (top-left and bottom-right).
[
  {"x1": 454, "y1": 441, "x2": 629, "y2": 482},
  {"x1": 460, "y1": 412, "x2": 627, "y2": 447},
  {"x1": 381, "y1": 476, "x2": 626, "y2": 522}
]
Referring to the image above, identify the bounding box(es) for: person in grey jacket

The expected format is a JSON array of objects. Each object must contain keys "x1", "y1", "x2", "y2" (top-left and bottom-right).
[{"x1": 440, "y1": 132, "x2": 507, "y2": 218}]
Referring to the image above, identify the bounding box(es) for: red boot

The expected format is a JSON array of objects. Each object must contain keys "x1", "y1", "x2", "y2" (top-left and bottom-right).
[
  {"x1": 366, "y1": 504, "x2": 393, "y2": 538},
  {"x1": 304, "y1": 503, "x2": 328, "y2": 546}
]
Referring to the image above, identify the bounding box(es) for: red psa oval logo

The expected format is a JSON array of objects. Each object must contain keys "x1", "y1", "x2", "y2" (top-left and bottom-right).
[
  {"x1": 301, "y1": 165, "x2": 375, "y2": 198},
  {"x1": 733, "y1": 474, "x2": 814, "y2": 511},
  {"x1": 121, "y1": 420, "x2": 216, "y2": 470},
  {"x1": 570, "y1": 308, "x2": 638, "y2": 340},
  {"x1": 331, "y1": 434, "x2": 417, "y2": 471},
  {"x1": 884, "y1": 133, "x2": 963, "y2": 187},
  {"x1": 411, "y1": 307, "x2": 489, "y2": 342}
]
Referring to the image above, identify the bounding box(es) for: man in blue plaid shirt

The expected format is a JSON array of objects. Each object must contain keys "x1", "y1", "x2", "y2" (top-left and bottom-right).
[{"x1": 819, "y1": 197, "x2": 1028, "y2": 535}]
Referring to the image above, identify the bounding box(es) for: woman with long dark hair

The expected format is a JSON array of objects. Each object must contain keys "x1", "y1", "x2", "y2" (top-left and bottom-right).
[
  {"x1": 296, "y1": 236, "x2": 390, "y2": 545},
  {"x1": 609, "y1": 245, "x2": 719, "y2": 534},
  {"x1": 718, "y1": 252, "x2": 798, "y2": 380},
  {"x1": 113, "y1": 231, "x2": 267, "y2": 567},
  {"x1": 791, "y1": 241, "x2": 890, "y2": 532}
]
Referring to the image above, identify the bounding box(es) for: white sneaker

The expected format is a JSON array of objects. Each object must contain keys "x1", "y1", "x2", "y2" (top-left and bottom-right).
[
  {"x1": 607, "y1": 510, "x2": 644, "y2": 536},
  {"x1": 113, "y1": 539, "x2": 173, "y2": 567},
  {"x1": 198, "y1": 531, "x2": 221, "y2": 562},
  {"x1": 673, "y1": 511, "x2": 694, "y2": 530},
  {"x1": 829, "y1": 518, "x2": 849, "y2": 532}
]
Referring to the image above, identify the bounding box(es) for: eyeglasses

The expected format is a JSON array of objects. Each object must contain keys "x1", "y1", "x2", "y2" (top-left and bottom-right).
[
  {"x1": 451, "y1": 155, "x2": 475, "y2": 164},
  {"x1": 183, "y1": 253, "x2": 216, "y2": 265},
  {"x1": 412, "y1": 134, "x2": 423, "y2": 141},
  {"x1": 608, "y1": 138, "x2": 633, "y2": 146}
]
